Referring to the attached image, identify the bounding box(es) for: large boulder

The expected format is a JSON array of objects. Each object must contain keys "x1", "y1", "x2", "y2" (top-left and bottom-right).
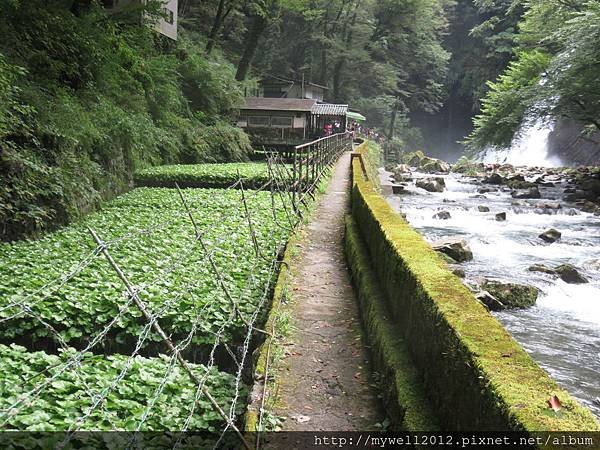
[
  {"x1": 392, "y1": 164, "x2": 411, "y2": 181},
  {"x1": 420, "y1": 157, "x2": 451, "y2": 174},
  {"x1": 580, "y1": 178, "x2": 600, "y2": 195},
  {"x1": 432, "y1": 238, "x2": 473, "y2": 262},
  {"x1": 483, "y1": 173, "x2": 505, "y2": 185},
  {"x1": 507, "y1": 179, "x2": 537, "y2": 190},
  {"x1": 401, "y1": 150, "x2": 426, "y2": 167},
  {"x1": 564, "y1": 190, "x2": 596, "y2": 202},
  {"x1": 554, "y1": 264, "x2": 588, "y2": 284},
  {"x1": 480, "y1": 280, "x2": 538, "y2": 310},
  {"x1": 538, "y1": 228, "x2": 561, "y2": 243},
  {"x1": 451, "y1": 157, "x2": 484, "y2": 175},
  {"x1": 416, "y1": 177, "x2": 446, "y2": 193},
  {"x1": 511, "y1": 187, "x2": 541, "y2": 199}
]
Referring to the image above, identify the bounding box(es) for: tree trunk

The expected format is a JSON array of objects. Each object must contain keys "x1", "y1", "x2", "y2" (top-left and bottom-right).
[
  {"x1": 332, "y1": 59, "x2": 344, "y2": 101},
  {"x1": 206, "y1": 0, "x2": 227, "y2": 55},
  {"x1": 332, "y1": 1, "x2": 358, "y2": 100},
  {"x1": 235, "y1": 14, "x2": 268, "y2": 81},
  {"x1": 388, "y1": 99, "x2": 399, "y2": 139}
]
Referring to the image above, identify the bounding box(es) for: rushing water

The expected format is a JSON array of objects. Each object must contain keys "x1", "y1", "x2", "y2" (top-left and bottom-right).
[
  {"x1": 380, "y1": 168, "x2": 600, "y2": 417},
  {"x1": 479, "y1": 119, "x2": 564, "y2": 168}
]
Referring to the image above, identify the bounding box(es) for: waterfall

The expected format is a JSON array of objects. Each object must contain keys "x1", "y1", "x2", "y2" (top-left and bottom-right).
[{"x1": 479, "y1": 118, "x2": 563, "y2": 167}]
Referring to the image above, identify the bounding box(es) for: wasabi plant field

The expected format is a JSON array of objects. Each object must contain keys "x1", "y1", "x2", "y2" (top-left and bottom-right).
[{"x1": 0, "y1": 163, "x2": 295, "y2": 437}]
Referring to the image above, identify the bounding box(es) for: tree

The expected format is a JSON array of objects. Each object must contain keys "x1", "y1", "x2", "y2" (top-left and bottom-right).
[
  {"x1": 466, "y1": 0, "x2": 600, "y2": 150},
  {"x1": 205, "y1": 0, "x2": 240, "y2": 55},
  {"x1": 235, "y1": 0, "x2": 274, "y2": 81},
  {"x1": 370, "y1": 0, "x2": 450, "y2": 138}
]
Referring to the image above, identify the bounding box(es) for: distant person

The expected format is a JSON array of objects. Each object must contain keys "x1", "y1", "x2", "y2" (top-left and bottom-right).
[{"x1": 324, "y1": 122, "x2": 333, "y2": 136}]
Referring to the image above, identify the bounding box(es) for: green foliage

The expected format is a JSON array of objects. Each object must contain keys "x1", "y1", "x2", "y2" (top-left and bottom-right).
[
  {"x1": 0, "y1": 343, "x2": 245, "y2": 431},
  {"x1": 135, "y1": 162, "x2": 288, "y2": 188},
  {"x1": 468, "y1": 0, "x2": 600, "y2": 149},
  {"x1": 437, "y1": 0, "x2": 523, "y2": 110},
  {"x1": 371, "y1": 0, "x2": 450, "y2": 114},
  {"x1": 0, "y1": 2, "x2": 249, "y2": 241},
  {"x1": 467, "y1": 50, "x2": 550, "y2": 149},
  {"x1": 0, "y1": 187, "x2": 290, "y2": 349}
]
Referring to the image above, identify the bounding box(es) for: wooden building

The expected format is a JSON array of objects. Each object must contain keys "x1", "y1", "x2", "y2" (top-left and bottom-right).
[{"x1": 237, "y1": 98, "x2": 349, "y2": 148}]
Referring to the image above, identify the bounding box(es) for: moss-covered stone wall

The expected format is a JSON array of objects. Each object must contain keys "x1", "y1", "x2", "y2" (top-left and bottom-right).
[{"x1": 347, "y1": 144, "x2": 600, "y2": 432}]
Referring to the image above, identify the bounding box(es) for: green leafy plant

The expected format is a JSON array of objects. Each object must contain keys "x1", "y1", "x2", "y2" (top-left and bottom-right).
[
  {"x1": 0, "y1": 187, "x2": 291, "y2": 352},
  {"x1": 135, "y1": 162, "x2": 290, "y2": 189},
  {"x1": 0, "y1": 343, "x2": 245, "y2": 432}
]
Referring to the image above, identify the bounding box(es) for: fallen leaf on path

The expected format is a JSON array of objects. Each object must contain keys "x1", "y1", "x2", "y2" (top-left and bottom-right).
[{"x1": 290, "y1": 414, "x2": 311, "y2": 423}]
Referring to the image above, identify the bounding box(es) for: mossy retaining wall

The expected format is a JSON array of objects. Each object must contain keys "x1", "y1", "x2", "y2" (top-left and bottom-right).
[
  {"x1": 347, "y1": 143, "x2": 600, "y2": 432},
  {"x1": 345, "y1": 215, "x2": 439, "y2": 431}
]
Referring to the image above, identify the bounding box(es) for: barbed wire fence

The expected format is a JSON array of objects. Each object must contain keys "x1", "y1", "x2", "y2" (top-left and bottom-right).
[{"x1": 0, "y1": 132, "x2": 352, "y2": 449}]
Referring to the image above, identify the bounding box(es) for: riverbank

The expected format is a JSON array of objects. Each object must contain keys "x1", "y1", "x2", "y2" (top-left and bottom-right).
[{"x1": 381, "y1": 152, "x2": 600, "y2": 418}]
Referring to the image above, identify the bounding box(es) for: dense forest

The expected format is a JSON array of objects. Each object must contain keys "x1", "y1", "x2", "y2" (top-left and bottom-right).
[{"x1": 1, "y1": 0, "x2": 599, "y2": 240}]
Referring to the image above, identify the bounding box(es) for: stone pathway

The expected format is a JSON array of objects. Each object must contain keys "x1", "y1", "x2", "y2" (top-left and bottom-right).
[{"x1": 273, "y1": 151, "x2": 384, "y2": 430}]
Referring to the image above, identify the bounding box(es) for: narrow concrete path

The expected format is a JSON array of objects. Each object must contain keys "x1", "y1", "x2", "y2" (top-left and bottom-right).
[{"x1": 274, "y1": 151, "x2": 384, "y2": 430}]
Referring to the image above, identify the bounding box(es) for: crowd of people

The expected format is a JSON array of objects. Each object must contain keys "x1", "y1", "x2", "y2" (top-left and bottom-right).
[{"x1": 321, "y1": 120, "x2": 385, "y2": 144}]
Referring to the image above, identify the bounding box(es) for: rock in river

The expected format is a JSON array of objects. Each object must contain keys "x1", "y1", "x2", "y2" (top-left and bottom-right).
[
  {"x1": 477, "y1": 205, "x2": 490, "y2": 212},
  {"x1": 391, "y1": 185, "x2": 406, "y2": 194},
  {"x1": 528, "y1": 264, "x2": 556, "y2": 274},
  {"x1": 433, "y1": 210, "x2": 451, "y2": 220},
  {"x1": 483, "y1": 173, "x2": 505, "y2": 185},
  {"x1": 416, "y1": 177, "x2": 445, "y2": 193},
  {"x1": 538, "y1": 228, "x2": 561, "y2": 243},
  {"x1": 476, "y1": 290, "x2": 506, "y2": 311},
  {"x1": 495, "y1": 212, "x2": 507, "y2": 221},
  {"x1": 432, "y1": 238, "x2": 473, "y2": 262},
  {"x1": 511, "y1": 187, "x2": 541, "y2": 199},
  {"x1": 528, "y1": 263, "x2": 588, "y2": 284},
  {"x1": 420, "y1": 157, "x2": 451, "y2": 174},
  {"x1": 480, "y1": 280, "x2": 539, "y2": 310},
  {"x1": 554, "y1": 264, "x2": 589, "y2": 284}
]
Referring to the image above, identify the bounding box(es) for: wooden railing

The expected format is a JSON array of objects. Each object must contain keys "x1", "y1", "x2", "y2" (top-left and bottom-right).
[{"x1": 291, "y1": 132, "x2": 353, "y2": 211}]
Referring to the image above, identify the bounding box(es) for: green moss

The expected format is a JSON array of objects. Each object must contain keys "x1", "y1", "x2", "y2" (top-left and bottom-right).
[
  {"x1": 350, "y1": 142, "x2": 600, "y2": 432},
  {"x1": 400, "y1": 150, "x2": 426, "y2": 166},
  {"x1": 345, "y1": 216, "x2": 440, "y2": 431},
  {"x1": 482, "y1": 281, "x2": 538, "y2": 309}
]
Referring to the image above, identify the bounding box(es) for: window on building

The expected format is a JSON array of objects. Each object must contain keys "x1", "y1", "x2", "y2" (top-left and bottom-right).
[
  {"x1": 271, "y1": 116, "x2": 293, "y2": 128},
  {"x1": 164, "y1": 8, "x2": 175, "y2": 25},
  {"x1": 248, "y1": 116, "x2": 270, "y2": 127}
]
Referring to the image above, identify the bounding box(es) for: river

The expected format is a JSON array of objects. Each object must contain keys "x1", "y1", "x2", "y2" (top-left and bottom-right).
[{"x1": 379, "y1": 166, "x2": 600, "y2": 418}]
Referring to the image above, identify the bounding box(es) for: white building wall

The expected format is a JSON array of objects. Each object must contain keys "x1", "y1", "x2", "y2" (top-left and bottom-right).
[{"x1": 154, "y1": 0, "x2": 177, "y2": 40}]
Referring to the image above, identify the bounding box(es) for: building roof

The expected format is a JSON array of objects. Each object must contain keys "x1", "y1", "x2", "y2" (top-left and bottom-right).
[
  {"x1": 312, "y1": 103, "x2": 348, "y2": 116},
  {"x1": 346, "y1": 111, "x2": 366, "y2": 121},
  {"x1": 240, "y1": 97, "x2": 317, "y2": 112},
  {"x1": 240, "y1": 98, "x2": 349, "y2": 117},
  {"x1": 259, "y1": 75, "x2": 329, "y2": 91}
]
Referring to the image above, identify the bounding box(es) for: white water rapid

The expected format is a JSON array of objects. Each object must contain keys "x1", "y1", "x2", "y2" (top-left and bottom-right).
[
  {"x1": 480, "y1": 119, "x2": 563, "y2": 168},
  {"x1": 380, "y1": 167, "x2": 600, "y2": 417}
]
